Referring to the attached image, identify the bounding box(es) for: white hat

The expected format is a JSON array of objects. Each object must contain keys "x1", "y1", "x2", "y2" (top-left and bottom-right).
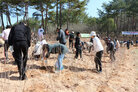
[{"x1": 90, "y1": 31, "x2": 96, "y2": 36}]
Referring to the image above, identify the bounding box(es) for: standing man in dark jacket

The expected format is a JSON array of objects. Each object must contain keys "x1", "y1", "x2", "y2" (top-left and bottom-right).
[
  {"x1": 8, "y1": 22, "x2": 31, "y2": 80},
  {"x1": 56, "y1": 28, "x2": 66, "y2": 45},
  {"x1": 75, "y1": 32, "x2": 82, "y2": 59}
]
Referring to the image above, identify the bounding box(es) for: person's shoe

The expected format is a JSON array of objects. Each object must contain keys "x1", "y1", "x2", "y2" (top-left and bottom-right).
[
  {"x1": 22, "y1": 74, "x2": 27, "y2": 80},
  {"x1": 54, "y1": 70, "x2": 60, "y2": 73},
  {"x1": 13, "y1": 61, "x2": 17, "y2": 65},
  {"x1": 60, "y1": 67, "x2": 64, "y2": 71},
  {"x1": 6, "y1": 58, "x2": 9, "y2": 62},
  {"x1": 99, "y1": 67, "x2": 102, "y2": 73},
  {"x1": 19, "y1": 75, "x2": 23, "y2": 80}
]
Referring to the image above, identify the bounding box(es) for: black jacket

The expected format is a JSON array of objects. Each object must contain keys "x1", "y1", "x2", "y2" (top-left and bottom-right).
[
  {"x1": 8, "y1": 23, "x2": 31, "y2": 47},
  {"x1": 75, "y1": 36, "x2": 81, "y2": 49}
]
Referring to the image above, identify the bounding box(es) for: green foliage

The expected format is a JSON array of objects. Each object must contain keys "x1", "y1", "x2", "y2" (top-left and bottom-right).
[
  {"x1": 103, "y1": 18, "x2": 116, "y2": 32},
  {"x1": 85, "y1": 17, "x2": 97, "y2": 27},
  {"x1": 28, "y1": 18, "x2": 41, "y2": 32}
]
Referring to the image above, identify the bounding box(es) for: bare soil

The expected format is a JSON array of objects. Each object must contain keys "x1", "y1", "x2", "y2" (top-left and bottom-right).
[{"x1": 0, "y1": 40, "x2": 137, "y2": 92}]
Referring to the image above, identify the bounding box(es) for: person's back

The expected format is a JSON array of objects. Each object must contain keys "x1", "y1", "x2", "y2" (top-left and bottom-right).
[
  {"x1": 57, "y1": 29, "x2": 66, "y2": 45},
  {"x1": 75, "y1": 36, "x2": 81, "y2": 48},
  {"x1": 13, "y1": 24, "x2": 28, "y2": 42},
  {"x1": 69, "y1": 33, "x2": 74, "y2": 41},
  {"x1": 93, "y1": 37, "x2": 104, "y2": 52},
  {"x1": 38, "y1": 27, "x2": 44, "y2": 41},
  {"x1": 47, "y1": 43, "x2": 68, "y2": 54},
  {"x1": 2, "y1": 28, "x2": 11, "y2": 41},
  {"x1": 107, "y1": 41, "x2": 115, "y2": 51}
]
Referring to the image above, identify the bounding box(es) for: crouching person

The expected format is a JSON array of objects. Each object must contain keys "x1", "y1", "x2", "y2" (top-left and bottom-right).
[
  {"x1": 43, "y1": 43, "x2": 68, "y2": 73},
  {"x1": 90, "y1": 31, "x2": 104, "y2": 73},
  {"x1": 107, "y1": 39, "x2": 116, "y2": 61}
]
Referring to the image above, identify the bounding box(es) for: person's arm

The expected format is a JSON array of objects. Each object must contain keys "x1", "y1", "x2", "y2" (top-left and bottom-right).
[
  {"x1": 8, "y1": 26, "x2": 14, "y2": 46},
  {"x1": 78, "y1": 38, "x2": 81, "y2": 46},
  {"x1": 27, "y1": 26, "x2": 31, "y2": 47}
]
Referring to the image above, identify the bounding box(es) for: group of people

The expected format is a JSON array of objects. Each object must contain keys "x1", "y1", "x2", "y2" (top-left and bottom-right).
[
  {"x1": 1, "y1": 22, "x2": 31, "y2": 80},
  {"x1": 1, "y1": 22, "x2": 127, "y2": 80}
]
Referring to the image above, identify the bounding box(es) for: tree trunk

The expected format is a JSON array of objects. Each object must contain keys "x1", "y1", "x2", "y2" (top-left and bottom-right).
[
  {"x1": 123, "y1": 12, "x2": 126, "y2": 31},
  {"x1": 132, "y1": 15, "x2": 135, "y2": 31},
  {"x1": 6, "y1": 14, "x2": 12, "y2": 26},
  {"x1": 56, "y1": 0, "x2": 59, "y2": 28},
  {"x1": 6, "y1": 4, "x2": 12, "y2": 26},
  {"x1": 25, "y1": 3, "x2": 29, "y2": 25},
  {"x1": 23, "y1": 2, "x2": 28, "y2": 25},
  {"x1": 41, "y1": 10, "x2": 44, "y2": 29},
  {"x1": 116, "y1": 16, "x2": 118, "y2": 31},
  {"x1": 127, "y1": 17, "x2": 129, "y2": 31},
  {"x1": 120, "y1": 11, "x2": 123, "y2": 31},
  {"x1": 67, "y1": 13, "x2": 69, "y2": 29},
  {"x1": 16, "y1": 5, "x2": 18, "y2": 23},
  {"x1": 59, "y1": 2, "x2": 62, "y2": 29},
  {"x1": 67, "y1": 2, "x2": 71, "y2": 29},
  {"x1": 45, "y1": 6, "x2": 48, "y2": 33},
  {"x1": 114, "y1": 17, "x2": 116, "y2": 37},
  {"x1": 0, "y1": 13, "x2": 5, "y2": 30}
]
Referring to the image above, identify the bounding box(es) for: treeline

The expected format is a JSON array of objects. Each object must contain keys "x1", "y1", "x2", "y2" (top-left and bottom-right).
[
  {"x1": 97, "y1": 0, "x2": 138, "y2": 36},
  {"x1": 0, "y1": 0, "x2": 89, "y2": 31},
  {"x1": 0, "y1": 0, "x2": 138, "y2": 36}
]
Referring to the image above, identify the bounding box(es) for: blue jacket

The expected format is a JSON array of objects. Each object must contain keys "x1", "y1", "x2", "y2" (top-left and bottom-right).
[{"x1": 48, "y1": 43, "x2": 68, "y2": 54}]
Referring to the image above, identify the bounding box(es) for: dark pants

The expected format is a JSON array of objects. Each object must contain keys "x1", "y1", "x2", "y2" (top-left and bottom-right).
[
  {"x1": 13, "y1": 41, "x2": 28, "y2": 80},
  {"x1": 89, "y1": 46, "x2": 93, "y2": 53},
  {"x1": 75, "y1": 47, "x2": 82, "y2": 59},
  {"x1": 69, "y1": 40, "x2": 73, "y2": 48},
  {"x1": 4, "y1": 40, "x2": 9, "y2": 59},
  {"x1": 110, "y1": 50, "x2": 115, "y2": 61},
  {"x1": 127, "y1": 44, "x2": 130, "y2": 49},
  {"x1": 94, "y1": 51, "x2": 103, "y2": 72},
  {"x1": 60, "y1": 42, "x2": 66, "y2": 45}
]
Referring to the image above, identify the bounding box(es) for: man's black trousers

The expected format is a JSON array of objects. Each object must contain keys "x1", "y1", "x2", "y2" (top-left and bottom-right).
[
  {"x1": 94, "y1": 51, "x2": 103, "y2": 72},
  {"x1": 69, "y1": 40, "x2": 73, "y2": 48},
  {"x1": 13, "y1": 41, "x2": 28, "y2": 80},
  {"x1": 75, "y1": 48, "x2": 82, "y2": 59},
  {"x1": 4, "y1": 40, "x2": 9, "y2": 59}
]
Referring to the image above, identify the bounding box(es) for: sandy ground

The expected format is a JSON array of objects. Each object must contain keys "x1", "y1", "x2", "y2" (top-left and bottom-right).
[{"x1": 0, "y1": 40, "x2": 138, "y2": 92}]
